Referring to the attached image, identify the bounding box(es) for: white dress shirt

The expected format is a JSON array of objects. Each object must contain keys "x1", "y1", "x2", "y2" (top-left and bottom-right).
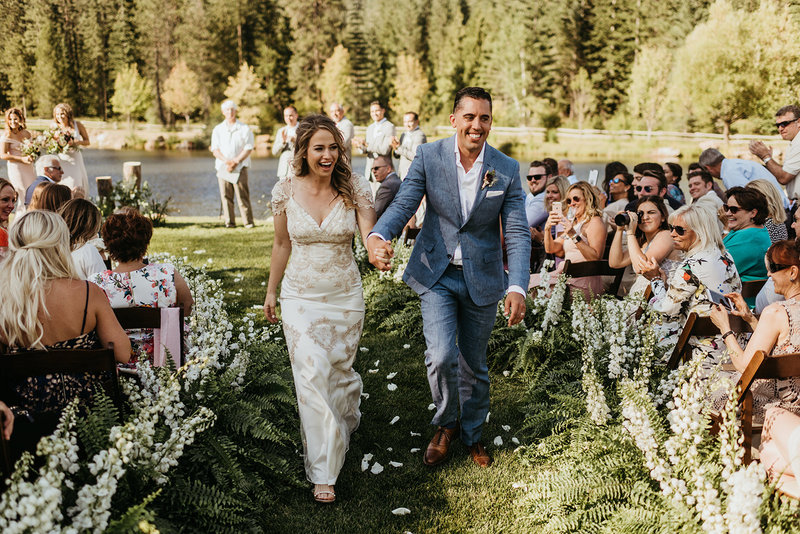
[
  {"x1": 721, "y1": 158, "x2": 789, "y2": 207},
  {"x1": 210, "y1": 120, "x2": 254, "y2": 172},
  {"x1": 525, "y1": 191, "x2": 547, "y2": 228},
  {"x1": 783, "y1": 136, "x2": 800, "y2": 200}
]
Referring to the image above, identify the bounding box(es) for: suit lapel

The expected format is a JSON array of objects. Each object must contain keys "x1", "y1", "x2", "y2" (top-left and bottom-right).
[
  {"x1": 464, "y1": 145, "x2": 492, "y2": 226},
  {"x1": 438, "y1": 136, "x2": 463, "y2": 226}
]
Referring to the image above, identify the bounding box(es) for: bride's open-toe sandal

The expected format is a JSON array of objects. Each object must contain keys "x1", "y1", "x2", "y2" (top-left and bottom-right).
[{"x1": 313, "y1": 486, "x2": 336, "y2": 504}]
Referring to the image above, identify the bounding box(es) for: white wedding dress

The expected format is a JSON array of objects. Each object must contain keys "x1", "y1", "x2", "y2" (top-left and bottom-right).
[
  {"x1": 53, "y1": 121, "x2": 89, "y2": 196},
  {"x1": 271, "y1": 173, "x2": 372, "y2": 485}
]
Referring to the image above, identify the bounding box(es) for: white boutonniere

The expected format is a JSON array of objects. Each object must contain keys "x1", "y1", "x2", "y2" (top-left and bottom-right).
[{"x1": 481, "y1": 169, "x2": 497, "y2": 190}]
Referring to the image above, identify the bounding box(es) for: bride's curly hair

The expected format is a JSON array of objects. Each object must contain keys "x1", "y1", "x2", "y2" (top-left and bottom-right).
[{"x1": 292, "y1": 114, "x2": 356, "y2": 209}]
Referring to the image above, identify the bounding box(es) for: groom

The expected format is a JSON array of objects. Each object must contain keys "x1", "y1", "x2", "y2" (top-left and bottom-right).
[{"x1": 367, "y1": 87, "x2": 530, "y2": 467}]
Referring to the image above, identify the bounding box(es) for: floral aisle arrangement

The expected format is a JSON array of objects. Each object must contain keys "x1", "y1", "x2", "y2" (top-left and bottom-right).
[
  {"x1": 0, "y1": 254, "x2": 299, "y2": 532},
  {"x1": 95, "y1": 181, "x2": 171, "y2": 226}
]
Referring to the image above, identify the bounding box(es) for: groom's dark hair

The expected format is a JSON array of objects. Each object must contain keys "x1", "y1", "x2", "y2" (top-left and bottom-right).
[{"x1": 453, "y1": 87, "x2": 492, "y2": 114}]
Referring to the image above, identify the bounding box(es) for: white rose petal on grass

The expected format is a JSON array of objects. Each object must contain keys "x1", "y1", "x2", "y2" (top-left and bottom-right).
[
  {"x1": 493, "y1": 436, "x2": 503, "y2": 446},
  {"x1": 428, "y1": 403, "x2": 435, "y2": 411},
  {"x1": 485, "y1": 412, "x2": 491, "y2": 423},
  {"x1": 386, "y1": 372, "x2": 397, "y2": 379},
  {"x1": 387, "y1": 383, "x2": 398, "y2": 391},
  {"x1": 403, "y1": 344, "x2": 411, "y2": 349},
  {"x1": 389, "y1": 461, "x2": 403, "y2": 468},
  {"x1": 360, "y1": 347, "x2": 369, "y2": 352},
  {"x1": 512, "y1": 437, "x2": 520, "y2": 445},
  {"x1": 501, "y1": 425, "x2": 511, "y2": 432},
  {"x1": 512, "y1": 482, "x2": 526, "y2": 489},
  {"x1": 410, "y1": 448, "x2": 421, "y2": 453},
  {"x1": 410, "y1": 431, "x2": 421, "y2": 437},
  {"x1": 261, "y1": 281, "x2": 266, "y2": 286},
  {"x1": 374, "y1": 360, "x2": 380, "y2": 366},
  {"x1": 360, "y1": 392, "x2": 370, "y2": 399},
  {"x1": 193, "y1": 249, "x2": 206, "y2": 254},
  {"x1": 371, "y1": 462, "x2": 384, "y2": 474},
  {"x1": 367, "y1": 369, "x2": 379, "y2": 374},
  {"x1": 390, "y1": 416, "x2": 400, "y2": 425},
  {"x1": 392, "y1": 507, "x2": 411, "y2": 516},
  {"x1": 387, "y1": 447, "x2": 393, "y2": 451}
]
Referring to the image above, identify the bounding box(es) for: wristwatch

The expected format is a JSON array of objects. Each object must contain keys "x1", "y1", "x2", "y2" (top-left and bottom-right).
[
  {"x1": 763, "y1": 156, "x2": 772, "y2": 165},
  {"x1": 573, "y1": 235, "x2": 583, "y2": 243}
]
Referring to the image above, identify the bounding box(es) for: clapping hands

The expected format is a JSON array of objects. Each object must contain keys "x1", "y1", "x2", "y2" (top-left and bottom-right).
[{"x1": 367, "y1": 234, "x2": 394, "y2": 271}]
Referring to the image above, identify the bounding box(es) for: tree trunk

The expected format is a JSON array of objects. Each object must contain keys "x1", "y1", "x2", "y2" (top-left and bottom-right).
[{"x1": 723, "y1": 121, "x2": 730, "y2": 143}]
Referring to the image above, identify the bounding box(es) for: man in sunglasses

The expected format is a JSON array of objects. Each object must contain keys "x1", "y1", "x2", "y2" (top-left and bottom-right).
[
  {"x1": 699, "y1": 147, "x2": 789, "y2": 209},
  {"x1": 525, "y1": 160, "x2": 549, "y2": 228},
  {"x1": 624, "y1": 168, "x2": 682, "y2": 212},
  {"x1": 26, "y1": 155, "x2": 64, "y2": 207},
  {"x1": 749, "y1": 105, "x2": 800, "y2": 200}
]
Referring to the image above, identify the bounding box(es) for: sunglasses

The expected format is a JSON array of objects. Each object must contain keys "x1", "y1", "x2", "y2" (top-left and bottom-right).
[
  {"x1": 768, "y1": 261, "x2": 793, "y2": 273},
  {"x1": 371, "y1": 165, "x2": 387, "y2": 172},
  {"x1": 776, "y1": 118, "x2": 799, "y2": 130},
  {"x1": 527, "y1": 174, "x2": 547, "y2": 181},
  {"x1": 722, "y1": 204, "x2": 741, "y2": 214},
  {"x1": 635, "y1": 185, "x2": 655, "y2": 193},
  {"x1": 565, "y1": 195, "x2": 583, "y2": 205},
  {"x1": 668, "y1": 224, "x2": 687, "y2": 236},
  {"x1": 610, "y1": 177, "x2": 627, "y2": 184}
]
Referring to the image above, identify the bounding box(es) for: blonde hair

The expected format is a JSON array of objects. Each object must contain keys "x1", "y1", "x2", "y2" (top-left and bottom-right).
[
  {"x1": 747, "y1": 179, "x2": 786, "y2": 224},
  {"x1": 669, "y1": 202, "x2": 724, "y2": 255},
  {"x1": 566, "y1": 181, "x2": 602, "y2": 222},
  {"x1": 544, "y1": 175, "x2": 570, "y2": 212},
  {"x1": 0, "y1": 210, "x2": 78, "y2": 349},
  {"x1": 53, "y1": 102, "x2": 75, "y2": 127}
]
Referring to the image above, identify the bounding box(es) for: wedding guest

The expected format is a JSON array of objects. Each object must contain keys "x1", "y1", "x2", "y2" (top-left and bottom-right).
[
  {"x1": 723, "y1": 186, "x2": 770, "y2": 282},
  {"x1": 608, "y1": 196, "x2": 680, "y2": 297},
  {"x1": 30, "y1": 183, "x2": 71, "y2": 212},
  {"x1": 391, "y1": 111, "x2": 427, "y2": 179},
  {"x1": 0, "y1": 400, "x2": 13, "y2": 440},
  {"x1": 58, "y1": 199, "x2": 105, "y2": 279},
  {"x1": 760, "y1": 406, "x2": 800, "y2": 498},
  {"x1": 709, "y1": 239, "x2": 800, "y2": 426},
  {"x1": 1, "y1": 107, "x2": 37, "y2": 209},
  {"x1": 642, "y1": 202, "x2": 741, "y2": 359},
  {"x1": 272, "y1": 105, "x2": 299, "y2": 181},
  {"x1": 747, "y1": 179, "x2": 788, "y2": 243},
  {"x1": 756, "y1": 207, "x2": 800, "y2": 314},
  {"x1": 26, "y1": 156, "x2": 63, "y2": 207},
  {"x1": 353, "y1": 101, "x2": 395, "y2": 186},
  {"x1": 89, "y1": 209, "x2": 193, "y2": 368},
  {"x1": 0, "y1": 178, "x2": 16, "y2": 251},
  {"x1": 328, "y1": 102, "x2": 354, "y2": 160},
  {"x1": 663, "y1": 162, "x2": 686, "y2": 206},
  {"x1": 52, "y1": 103, "x2": 89, "y2": 199},
  {"x1": 602, "y1": 171, "x2": 634, "y2": 227},
  {"x1": 211, "y1": 99, "x2": 255, "y2": 228},
  {"x1": 530, "y1": 176, "x2": 570, "y2": 270}
]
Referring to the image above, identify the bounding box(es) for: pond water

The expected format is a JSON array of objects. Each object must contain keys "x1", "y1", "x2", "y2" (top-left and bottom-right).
[{"x1": 80, "y1": 150, "x2": 681, "y2": 217}]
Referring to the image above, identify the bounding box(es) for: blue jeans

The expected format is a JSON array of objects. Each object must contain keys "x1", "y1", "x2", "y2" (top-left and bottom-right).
[{"x1": 419, "y1": 265, "x2": 497, "y2": 446}]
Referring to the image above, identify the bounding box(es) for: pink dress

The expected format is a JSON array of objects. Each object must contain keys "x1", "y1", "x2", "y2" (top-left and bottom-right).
[{"x1": 2, "y1": 136, "x2": 36, "y2": 207}]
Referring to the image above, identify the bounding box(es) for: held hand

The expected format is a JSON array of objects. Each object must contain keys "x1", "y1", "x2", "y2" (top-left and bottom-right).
[
  {"x1": 724, "y1": 293, "x2": 752, "y2": 318},
  {"x1": 560, "y1": 216, "x2": 574, "y2": 235},
  {"x1": 0, "y1": 401, "x2": 13, "y2": 440},
  {"x1": 23, "y1": 155, "x2": 34, "y2": 165},
  {"x1": 544, "y1": 212, "x2": 560, "y2": 230},
  {"x1": 390, "y1": 136, "x2": 400, "y2": 149},
  {"x1": 226, "y1": 159, "x2": 237, "y2": 172},
  {"x1": 640, "y1": 258, "x2": 663, "y2": 281},
  {"x1": 263, "y1": 293, "x2": 279, "y2": 323},
  {"x1": 504, "y1": 292, "x2": 526, "y2": 327},
  {"x1": 749, "y1": 140, "x2": 771, "y2": 161},
  {"x1": 281, "y1": 130, "x2": 287, "y2": 142},
  {"x1": 367, "y1": 234, "x2": 394, "y2": 271},
  {"x1": 626, "y1": 211, "x2": 638, "y2": 233},
  {"x1": 709, "y1": 304, "x2": 731, "y2": 334}
]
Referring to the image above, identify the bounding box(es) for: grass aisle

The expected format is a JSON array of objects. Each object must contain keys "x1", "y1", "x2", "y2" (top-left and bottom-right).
[{"x1": 151, "y1": 217, "x2": 534, "y2": 533}]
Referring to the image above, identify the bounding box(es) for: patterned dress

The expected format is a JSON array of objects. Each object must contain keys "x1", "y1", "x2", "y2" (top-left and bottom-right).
[
  {"x1": 88, "y1": 263, "x2": 177, "y2": 366},
  {"x1": 271, "y1": 173, "x2": 372, "y2": 485}
]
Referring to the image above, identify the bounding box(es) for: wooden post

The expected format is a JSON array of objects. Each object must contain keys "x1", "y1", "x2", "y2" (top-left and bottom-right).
[
  {"x1": 123, "y1": 161, "x2": 142, "y2": 190},
  {"x1": 96, "y1": 176, "x2": 113, "y2": 200}
]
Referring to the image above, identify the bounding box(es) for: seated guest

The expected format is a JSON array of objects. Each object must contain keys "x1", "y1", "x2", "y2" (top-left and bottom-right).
[
  {"x1": 58, "y1": 199, "x2": 106, "y2": 279},
  {"x1": 0, "y1": 211, "x2": 130, "y2": 442},
  {"x1": 88, "y1": 209, "x2": 193, "y2": 367},
  {"x1": 531, "y1": 176, "x2": 571, "y2": 268},
  {"x1": 747, "y1": 179, "x2": 788, "y2": 243},
  {"x1": 700, "y1": 147, "x2": 789, "y2": 208},
  {"x1": 642, "y1": 202, "x2": 741, "y2": 360},
  {"x1": 525, "y1": 160, "x2": 549, "y2": 229},
  {"x1": 534, "y1": 182, "x2": 607, "y2": 297},
  {"x1": 0, "y1": 400, "x2": 13, "y2": 439},
  {"x1": 626, "y1": 168, "x2": 682, "y2": 212},
  {"x1": 542, "y1": 157, "x2": 558, "y2": 180},
  {"x1": 761, "y1": 406, "x2": 800, "y2": 498},
  {"x1": 663, "y1": 162, "x2": 686, "y2": 206},
  {"x1": 30, "y1": 182, "x2": 71, "y2": 212},
  {"x1": 688, "y1": 162, "x2": 727, "y2": 203},
  {"x1": 709, "y1": 239, "x2": 800, "y2": 426},
  {"x1": 0, "y1": 178, "x2": 16, "y2": 253},
  {"x1": 687, "y1": 166, "x2": 723, "y2": 208},
  {"x1": 609, "y1": 196, "x2": 680, "y2": 297},
  {"x1": 602, "y1": 171, "x2": 634, "y2": 227},
  {"x1": 372, "y1": 155, "x2": 401, "y2": 219},
  {"x1": 26, "y1": 156, "x2": 63, "y2": 207},
  {"x1": 756, "y1": 207, "x2": 800, "y2": 314},
  {"x1": 723, "y1": 187, "x2": 770, "y2": 282}
]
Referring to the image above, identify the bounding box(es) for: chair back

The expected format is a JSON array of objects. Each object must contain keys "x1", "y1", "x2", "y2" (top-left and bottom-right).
[
  {"x1": 113, "y1": 304, "x2": 185, "y2": 366},
  {"x1": 667, "y1": 312, "x2": 753, "y2": 369},
  {"x1": 562, "y1": 259, "x2": 626, "y2": 297},
  {"x1": 741, "y1": 279, "x2": 767, "y2": 302}
]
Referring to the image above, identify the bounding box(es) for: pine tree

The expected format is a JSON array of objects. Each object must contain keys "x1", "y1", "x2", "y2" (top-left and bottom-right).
[
  {"x1": 162, "y1": 59, "x2": 204, "y2": 125},
  {"x1": 135, "y1": 0, "x2": 179, "y2": 124},
  {"x1": 318, "y1": 45, "x2": 352, "y2": 109},
  {"x1": 390, "y1": 54, "x2": 429, "y2": 116},
  {"x1": 28, "y1": 0, "x2": 75, "y2": 116},
  {"x1": 628, "y1": 45, "x2": 673, "y2": 134},
  {"x1": 344, "y1": 0, "x2": 378, "y2": 123},
  {"x1": 109, "y1": 63, "x2": 154, "y2": 128},
  {"x1": 425, "y1": 0, "x2": 466, "y2": 120},
  {"x1": 0, "y1": 0, "x2": 35, "y2": 113}
]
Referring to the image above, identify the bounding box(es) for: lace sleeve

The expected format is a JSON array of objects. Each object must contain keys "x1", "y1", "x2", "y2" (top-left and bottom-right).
[
  {"x1": 352, "y1": 173, "x2": 374, "y2": 209},
  {"x1": 271, "y1": 180, "x2": 290, "y2": 215}
]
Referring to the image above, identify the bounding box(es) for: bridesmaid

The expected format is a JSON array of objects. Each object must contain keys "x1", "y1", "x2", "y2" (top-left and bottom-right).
[
  {"x1": 51, "y1": 103, "x2": 90, "y2": 199},
  {"x1": 0, "y1": 108, "x2": 37, "y2": 210}
]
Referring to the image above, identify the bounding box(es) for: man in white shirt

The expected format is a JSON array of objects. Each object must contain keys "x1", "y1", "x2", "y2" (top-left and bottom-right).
[
  {"x1": 272, "y1": 106, "x2": 299, "y2": 180},
  {"x1": 699, "y1": 147, "x2": 790, "y2": 208},
  {"x1": 391, "y1": 111, "x2": 427, "y2": 179},
  {"x1": 353, "y1": 101, "x2": 395, "y2": 184},
  {"x1": 749, "y1": 105, "x2": 800, "y2": 200},
  {"x1": 210, "y1": 100, "x2": 255, "y2": 228},
  {"x1": 328, "y1": 102, "x2": 354, "y2": 161},
  {"x1": 687, "y1": 167, "x2": 723, "y2": 208},
  {"x1": 558, "y1": 159, "x2": 577, "y2": 183}
]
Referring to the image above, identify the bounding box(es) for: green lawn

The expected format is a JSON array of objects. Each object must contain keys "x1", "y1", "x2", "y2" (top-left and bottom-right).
[{"x1": 150, "y1": 217, "x2": 535, "y2": 533}]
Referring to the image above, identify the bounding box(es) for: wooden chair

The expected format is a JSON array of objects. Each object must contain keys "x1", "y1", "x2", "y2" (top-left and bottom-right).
[
  {"x1": 710, "y1": 350, "x2": 800, "y2": 464},
  {"x1": 741, "y1": 279, "x2": 768, "y2": 305},
  {"x1": 113, "y1": 304, "x2": 186, "y2": 366},
  {"x1": 667, "y1": 312, "x2": 753, "y2": 370},
  {"x1": 562, "y1": 259, "x2": 626, "y2": 297}
]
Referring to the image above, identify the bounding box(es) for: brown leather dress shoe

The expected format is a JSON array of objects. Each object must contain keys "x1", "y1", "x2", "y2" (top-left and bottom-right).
[
  {"x1": 468, "y1": 442, "x2": 492, "y2": 467},
  {"x1": 423, "y1": 425, "x2": 459, "y2": 466}
]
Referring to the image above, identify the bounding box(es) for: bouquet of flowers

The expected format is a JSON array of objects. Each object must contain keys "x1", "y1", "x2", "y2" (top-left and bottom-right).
[
  {"x1": 43, "y1": 127, "x2": 75, "y2": 155},
  {"x1": 20, "y1": 133, "x2": 47, "y2": 159}
]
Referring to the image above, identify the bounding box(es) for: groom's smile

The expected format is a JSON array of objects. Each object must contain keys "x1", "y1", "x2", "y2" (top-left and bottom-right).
[{"x1": 450, "y1": 97, "x2": 492, "y2": 156}]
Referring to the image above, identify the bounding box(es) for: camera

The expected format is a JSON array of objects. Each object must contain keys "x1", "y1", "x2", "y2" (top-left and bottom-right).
[{"x1": 614, "y1": 212, "x2": 631, "y2": 227}]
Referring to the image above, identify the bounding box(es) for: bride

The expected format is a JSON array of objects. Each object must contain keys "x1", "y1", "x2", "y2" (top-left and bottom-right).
[{"x1": 264, "y1": 114, "x2": 377, "y2": 504}]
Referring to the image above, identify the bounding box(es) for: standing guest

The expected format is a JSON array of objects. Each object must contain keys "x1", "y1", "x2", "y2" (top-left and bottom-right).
[
  {"x1": 749, "y1": 105, "x2": 800, "y2": 201},
  {"x1": 687, "y1": 166, "x2": 723, "y2": 208},
  {"x1": 210, "y1": 100, "x2": 255, "y2": 229},
  {"x1": 31, "y1": 183, "x2": 71, "y2": 212},
  {"x1": 558, "y1": 159, "x2": 577, "y2": 184},
  {"x1": 89, "y1": 209, "x2": 193, "y2": 368},
  {"x1": 26, "y1": 156, "x2": 63, "y2": 207},
  {"x1": 700, "y1": 147, "x2": 789, "y2": 208},
  {"x1": 51, "y1": 103, "x2": 89, "y2": 199},
  {"x1": 0, "y1": 178, "x2": 17, "y2": 254},
  {"x1": 747, "y1": 179, "x2": 789, "y2": 243},
  {"x1": 367, "y1": 87, "x2": 530, "y2": 470},
  {"x1": 723, "y1": 187, "x2": 771, "y2": 282},
  {"x1": 353, "y1": 101, "x2": 395, "y2": 185},
  {"x1": 328, "y1": 102, "x2": 354, "y2": 161},
  {"x1": 1, "y1": 108, "x2": 37, "y2": 208},
  {"x1": 265, "y1": 114, "x2": 377, "y2": 503},
  {"x1": 632, "y1": 162, "x2": 662, "y2": 182},
  {"x1": 273, "y1": 105, "x2": 299, "y2": 180},
  {"x1": 524, "y1": 160, "x2": 550, "y2": 229},
  {"x1": 663, "y1": 162, "x2": 686, "y2": 206},
  {"x1": 543, "y1": 157, "x2": 558, "y2": 179},
  {"x1": 391, "y1": 111, "x2": 427, "y2": 179},
  {"x1": 58, "y1": 199, "x2": 105, "y2": 280},
  {"x1": 602, "y1": 171, "x2": 634, "y2": 227},
  {"x1": 627, "y1": 168, "x2": 682, "y2": 211},
  {"x1": 372, "y1": 156, "x2": 401, "y2": 218}
]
